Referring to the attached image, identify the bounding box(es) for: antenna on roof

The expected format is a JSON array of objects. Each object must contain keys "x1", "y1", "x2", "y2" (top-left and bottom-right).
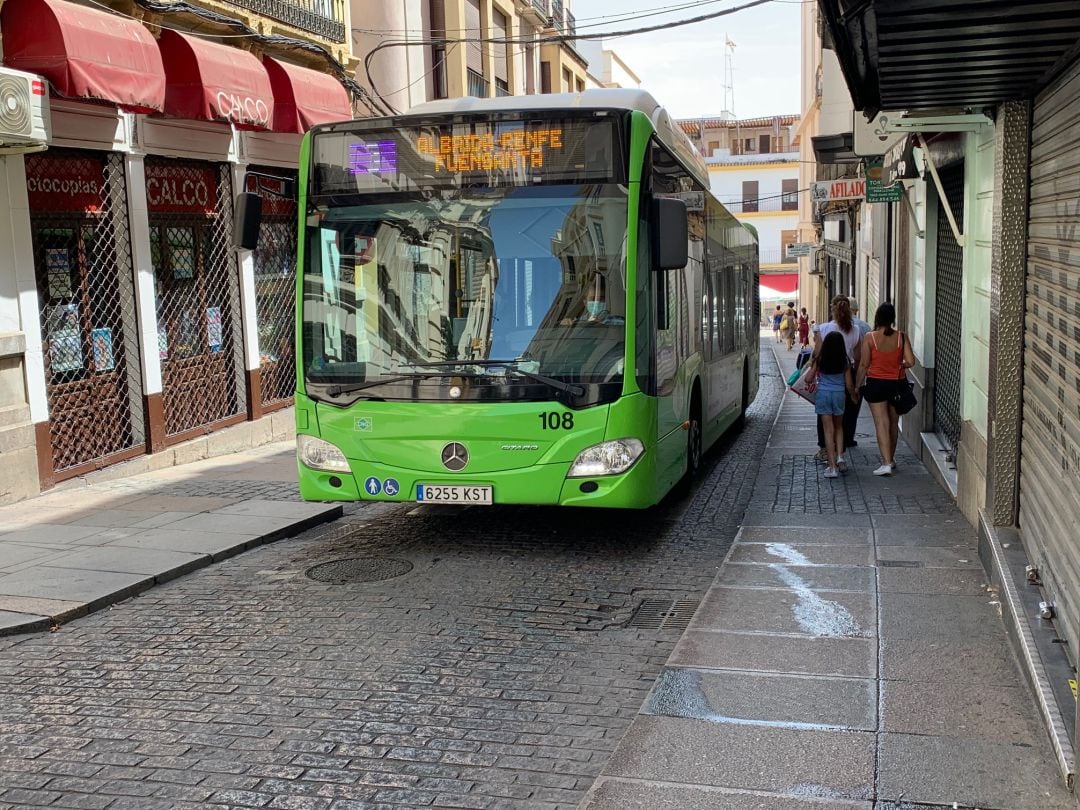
[{"x1": 722, "y1": 35, "x2": 736, "y2": 117}]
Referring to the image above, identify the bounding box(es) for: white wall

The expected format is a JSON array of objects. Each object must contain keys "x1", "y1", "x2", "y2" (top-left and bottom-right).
[
  {"x1": 819, "y1": 49, "x2": 853, "y2": 137},
  {"x1": 708, "y1": 163, "x2": 799, "y2": 205}
]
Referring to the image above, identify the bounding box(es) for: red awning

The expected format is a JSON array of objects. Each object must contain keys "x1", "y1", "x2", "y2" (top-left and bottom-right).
[
  {"x1": 158, "y1": 30, "x2": 274, "y2": 130},
  {"x1": 759, "y1": 273, "x2": 799, "y2": 298},
  {"x1": 263, "y1": 56, "x2": 351, "y2": 133},
  {"x1": 0, "y1": 0, "x2": 165, "y2": 113}
]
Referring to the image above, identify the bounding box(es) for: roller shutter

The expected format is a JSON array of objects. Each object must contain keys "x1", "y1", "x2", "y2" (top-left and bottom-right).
[
  {"x1": 493, "y1": 9, "x2": 508, "y2": 83},
  {"x1": 1021, "y1": 56, "x2": 1080, "y2": 650},
  {"x1": 933, "y1": 162, "x2": 965, "y2": 453},
  {"x1": 465, "y1": 0, "x2": 482, "y2": 74}
]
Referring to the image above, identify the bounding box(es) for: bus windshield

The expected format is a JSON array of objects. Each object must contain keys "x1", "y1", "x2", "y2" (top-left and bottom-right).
[{"x1": 302, "y1": 183, "x2": 629, "y2": 403}]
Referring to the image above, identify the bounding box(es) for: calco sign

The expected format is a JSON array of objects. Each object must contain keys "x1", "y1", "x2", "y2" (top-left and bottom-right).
[
  {"x1": 811, "y1": 179, "x2": 866, "y2": 203},
  {"x1": 145, "y1": 163, "x2": 218, "y2": 214}
]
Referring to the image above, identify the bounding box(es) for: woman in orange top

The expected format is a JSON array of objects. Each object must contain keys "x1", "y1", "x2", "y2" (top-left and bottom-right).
[{"x1": 855, "y1": 303, "x2": 915, "y2": 476}]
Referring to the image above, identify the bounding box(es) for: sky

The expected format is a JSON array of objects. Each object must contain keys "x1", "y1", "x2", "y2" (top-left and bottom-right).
[{"x1": 573, "y1": 0, "x2": 803, "y2": 120}]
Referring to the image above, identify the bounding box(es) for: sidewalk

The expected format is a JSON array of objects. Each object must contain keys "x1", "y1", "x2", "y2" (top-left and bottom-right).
[
  {"x1": 0, "y1": 443, "x2": 340, "y2": 636},
  {"x1": 583, "y1": 345, "x2": 1074, "y2": 809}
]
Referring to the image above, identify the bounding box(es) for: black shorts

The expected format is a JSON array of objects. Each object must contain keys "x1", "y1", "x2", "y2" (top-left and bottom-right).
[{"x1": 863, "y1": 378, "x2": 903, "y2": 404}]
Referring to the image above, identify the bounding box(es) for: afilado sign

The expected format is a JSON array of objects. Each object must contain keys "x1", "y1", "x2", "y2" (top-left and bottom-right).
[
  {"x1": 810, "y1": 179, "x2": 866, "y2": 203},
  {"x1": 145, "y1": 164, "x2": 218, "y2": 214}
]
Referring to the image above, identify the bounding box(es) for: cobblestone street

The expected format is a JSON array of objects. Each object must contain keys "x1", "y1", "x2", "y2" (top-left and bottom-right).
[{"x1": 0, "y1": 353, "x2": 782, "y2": 809}]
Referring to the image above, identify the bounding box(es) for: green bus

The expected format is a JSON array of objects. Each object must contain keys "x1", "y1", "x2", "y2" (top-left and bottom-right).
[{"x1": 244, "y1": 90, "x2": 758, "y2": 509}]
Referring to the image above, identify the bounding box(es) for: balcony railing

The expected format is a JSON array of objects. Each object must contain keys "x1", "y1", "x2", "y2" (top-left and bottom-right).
[
  {"x1": 467, "y1": 69, "x2": 490, "y2": 98},
  {"x1": 551, "y1": 0, "x2": 564, "y2": 30},
  {"x1": 758, "y1": 250, "x2": 799, "y2": 266},
  {"x1": 721, "y1": 196, "x2": 801, "y2": 214},
  {"x1": 566, "y1": 11, "x2": 576, "y2": 38},
  {"x1": 224, "y1": 0, "x2": 346, "y2": 41},
  {"x1": 532, "y1": 0, "x2": 548, "y2": 15}
]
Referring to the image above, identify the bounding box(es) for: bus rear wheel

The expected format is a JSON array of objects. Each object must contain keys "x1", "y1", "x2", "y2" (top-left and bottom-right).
[{"x1": 687, "y1": 399, "x2": 702, "y2": 479}]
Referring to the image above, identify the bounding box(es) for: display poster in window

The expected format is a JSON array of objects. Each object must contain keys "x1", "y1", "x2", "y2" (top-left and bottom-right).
[
  {"x1": 91, "y1": 327, "x2": 115, "y2": 371},
  {"x1": 158, "y1": 321, "x2": 169, "y2": 362},
  {"x1": 47, "y1": 303, "x2": 82, "y2": 373},
  {"x1": 172, "y1": 246, "x2": 195, "y2": 279},
  {"x1": 45, "y1": 248, "x2": 73, "y2": 298},
  {"x1": 206, "y1": 307, "x2": 223, "y2": 353}
]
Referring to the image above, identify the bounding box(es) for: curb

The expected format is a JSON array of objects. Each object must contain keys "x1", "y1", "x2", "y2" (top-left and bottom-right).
[{"x1": 0, "y1": 504, "x2": 343, "y2": 638}]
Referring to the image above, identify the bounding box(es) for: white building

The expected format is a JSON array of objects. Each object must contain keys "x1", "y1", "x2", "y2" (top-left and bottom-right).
[
  {"x1": 577, "y1": 40, "x2": 642, "y2": 90},
  {"x1": 679, "y1": 114, "x2": 802, "y2": 318}
]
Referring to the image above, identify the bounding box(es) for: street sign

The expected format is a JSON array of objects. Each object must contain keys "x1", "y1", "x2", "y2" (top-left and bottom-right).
[
  {"x1": 786, "y1": 243, "x2": 813, "y2": 258},
  {"x1": 853, "y1": 110, "x2": 907, "y2": 157},
  {"x1": 811, "y1": 178, "x2": 866, "y2": 203},
  {"x1": 865, "y1": 157, "x2": 904, "y2": 203},
  {"x1": 882, "y1": 134, "x2": 918, "y2": 187}
]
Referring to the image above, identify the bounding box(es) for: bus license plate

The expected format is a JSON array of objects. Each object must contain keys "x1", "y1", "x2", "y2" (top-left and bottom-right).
[{"x1": 417, "y1": 484, "x2": 493, "y2": 505}]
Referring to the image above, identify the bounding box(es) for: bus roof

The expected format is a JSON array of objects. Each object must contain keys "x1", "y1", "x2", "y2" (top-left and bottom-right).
[{"x1": 406, "y1": 89, "x2": 710, "y2": 189}]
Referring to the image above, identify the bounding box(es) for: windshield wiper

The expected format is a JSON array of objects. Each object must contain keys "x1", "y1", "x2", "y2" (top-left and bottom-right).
[
  {"x1": 403, "y1": 360, "x2": 585, "y2": 397},
  {"x1": 322, "y1": 368, "x2": 489, "y2": 397}
]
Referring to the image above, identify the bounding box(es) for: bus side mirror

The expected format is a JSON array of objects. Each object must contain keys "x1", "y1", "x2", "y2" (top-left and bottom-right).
[
  {"x1": 653, "y1": 197, "x2": 688, "y2": 270},
  {"x1": 234, "y1": 192, "x2": 262, "y2": 251}
]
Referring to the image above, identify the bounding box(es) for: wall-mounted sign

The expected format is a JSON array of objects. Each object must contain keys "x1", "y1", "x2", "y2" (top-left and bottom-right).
[
  {"x1": 811, "y1": 178, "x2": 866, "y2": 203},
  {"x1": 865, "y1": 157, "x2": 904, "y2": 203},
  {"x1": 146, "y1": 163, "x2": 218, "y2": 215},
  {"x1": 786, "y1": 243, "x2": 813, "y2": 258},
  {"x1": 26, "y1": 155, "x2": 105, "y2": 213},
  {"x1": 882, "y1": 134, "x2": 918, "y2": 188},
  {"x1": 853, "y1": 111, "x2": 907, "y2": 157}
]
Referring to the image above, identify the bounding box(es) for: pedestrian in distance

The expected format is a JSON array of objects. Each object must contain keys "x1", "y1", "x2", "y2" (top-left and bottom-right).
[
  {"x1": 772, "y1": 305, "x2": 783, "y2": 343},
  {"x1": 781, "y1": 301, "x2": 798, "y2": 350},
  {"x1": 855, "y1": 302, "x2": 916, "y2": 476},
  {"x1": 812, "y1": 330, "x2": 858, "y2": 478},
  {"x1": 798, "y1": 307, "x2": 810, "y2": 348},
  {"x1": 813, "y1": 295, "x2": 863, "y2": 460},
  {"x1": 849, "y1": 299, "x2": 872, "y2": 339}
]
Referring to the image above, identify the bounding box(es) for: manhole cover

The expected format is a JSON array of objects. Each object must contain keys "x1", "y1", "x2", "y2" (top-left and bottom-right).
[
  {"x1": 305, "y1": 557, "x2": 413, "y2": 584},
  {"x1": 627, "y1": 599, "x2": 700, "y2": 631}
]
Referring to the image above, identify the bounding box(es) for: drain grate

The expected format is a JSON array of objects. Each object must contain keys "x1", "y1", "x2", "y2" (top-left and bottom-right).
[
  {"x1": 877, "y1": 560, "x2": 924, "y2": 568},
  {"x1": 305, "y1": 557, "x2": 413, "y2": 584},
  {"x1": 627, "y1": 599, "x2": 700, "y2": 631}
]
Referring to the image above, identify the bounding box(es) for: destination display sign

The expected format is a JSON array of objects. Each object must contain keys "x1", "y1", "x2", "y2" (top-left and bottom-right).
[{"x1": 312, "y1": 116, "x2": 621, "y2": 195}]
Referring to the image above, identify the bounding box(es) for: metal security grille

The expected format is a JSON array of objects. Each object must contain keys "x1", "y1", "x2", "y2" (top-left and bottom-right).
[
  {"x1": 248, "y1": 169, "x2": 297, "y2": 408},
  {"x1": 27, "y1": 150, "x2": 145, "y2": 478},
  {"x1": 148, "y1": 159, "x2": 246, "y2": 439},
  {"x1": 933, "y1": 163, "x2": 966, "y2": 452}
]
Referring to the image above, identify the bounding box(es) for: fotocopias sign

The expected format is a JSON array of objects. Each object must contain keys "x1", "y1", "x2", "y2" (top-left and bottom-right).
[{"x1": 26, "y1": 155, "x2": 106, "y2": 213}]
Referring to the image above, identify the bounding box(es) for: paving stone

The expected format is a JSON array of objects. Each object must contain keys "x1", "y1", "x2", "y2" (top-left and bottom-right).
[
  {"x1": 0, "y1": 524, "x2": 104, "y2": 545},
  {"x1": 38, "y1": 547, "x2": 207, "y2": 578},
  {"x1": 669, "y1": 630, "x2": 876, "y2": 678},
  {"x1": 874, "y1": 546, "x2": 981, "y2": 568},
  {"x1": 877, "y1": 567, "x2": 989, "y2": 596},
  {"x1": 877, "y1": 733, "x2": 1073, "y2": 810},
  {"x1": 737, "y1": 527, "x2": 874, "y2": 545},
  {"x1": 645, "y1": 667, "x2": 876, "y2": 731},
  {"x1": 583, "y1": 778, "x2": 872, "y2": 809},
  {"x1": 881, "y1": 680, "x2": 1041, "y2": 744},
  {"x1": 879, "y1": 637, "x2": 1020, "y2": 686},
  {"x1": 0, "y1": 609, "x2": 50, "y2": 633},
  {"x1": 603, "y1": 715, "x2": 874, "y2": 799},
  {"x1": 691, "y1": 586, "x2": 876, "y2": 638},
  {"x1": 728, "y1": 543, "x2": 874, "y2": 566},
  {"x1": 104, "y1": 529, "x2": 261, "y2": 558},
  {"x1": 0, "y1": 543, "x2": 63, "y2": 569},
  {"x1": 0, "y1": 567, "x2": 151, "y2": 604},
  {"x1": 717, "y1": 563, "x2": 876, "y2": 592},
  {"x1": 879, "y1": 593, "x2": 1007, "y2": 641}
]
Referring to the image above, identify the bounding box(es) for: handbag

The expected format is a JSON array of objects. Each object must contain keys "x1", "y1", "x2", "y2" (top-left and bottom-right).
[
  {"x1": 790, "y1": 361, "x2": 819, "y2": 405},
  {"x1": 890, "y1": 332, "x2": 917, "y2": 415}
]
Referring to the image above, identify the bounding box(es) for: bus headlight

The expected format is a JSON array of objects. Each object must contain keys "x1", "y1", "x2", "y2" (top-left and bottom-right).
[
  {"x1": 297, "y1": 434, "x2": 351, "y2": 473},
  {"x1": 568, "y1": 438, "x2": 644, "y2": 478}
]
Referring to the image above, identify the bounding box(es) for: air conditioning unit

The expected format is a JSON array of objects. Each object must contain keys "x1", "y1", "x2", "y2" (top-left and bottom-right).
[{"x1": 0, "y1": 67, "x2": 50, "y2": 155}]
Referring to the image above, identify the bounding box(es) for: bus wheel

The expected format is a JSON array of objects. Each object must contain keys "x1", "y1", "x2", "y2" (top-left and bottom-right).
[
  {"x1": 737, "y1": 363, "x2": 749, "y2": 427},
  {"x1": 687, "y1": 397, "x2": 702, "y2": 479}
]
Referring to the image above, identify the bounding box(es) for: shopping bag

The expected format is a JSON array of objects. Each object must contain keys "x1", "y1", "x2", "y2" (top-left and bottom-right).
[{"x1": 790, "y1": 363, "x2": 819, "y2": 405}]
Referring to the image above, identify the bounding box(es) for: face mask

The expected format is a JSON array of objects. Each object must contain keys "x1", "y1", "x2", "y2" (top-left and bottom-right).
[{"x1": 586, "y1": 301, "x2": 604, "y2": 317}]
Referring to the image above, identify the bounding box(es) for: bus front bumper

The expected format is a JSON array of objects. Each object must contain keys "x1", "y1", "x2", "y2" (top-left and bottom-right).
[{"x1": 297, "y1": 454, "x2": 658, "y2": 509}]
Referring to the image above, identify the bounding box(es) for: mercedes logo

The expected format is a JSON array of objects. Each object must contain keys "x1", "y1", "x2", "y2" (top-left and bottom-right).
[{"x1": 441, "y1": 442, "x2": 468, "y2": 471}]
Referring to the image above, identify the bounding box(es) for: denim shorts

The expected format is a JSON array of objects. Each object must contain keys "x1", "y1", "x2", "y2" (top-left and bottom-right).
[{"x1": 815, "y1": 389, "x2": 847, "y2": 416}]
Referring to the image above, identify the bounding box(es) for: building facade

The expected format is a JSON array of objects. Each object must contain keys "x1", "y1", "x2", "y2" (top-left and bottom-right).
[
  {"x1": 813, "y1": 0, "x2": 1080, "y2": 784},
  {"x1": 353, "y1": 0, "x2": 588, "y2": 113},
  {"x1": 0, "y1": 0, "x2": 354, "y2": 503},
  {"x1": 679, "y1": 115, "x2": 801, "y2": 320}
]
